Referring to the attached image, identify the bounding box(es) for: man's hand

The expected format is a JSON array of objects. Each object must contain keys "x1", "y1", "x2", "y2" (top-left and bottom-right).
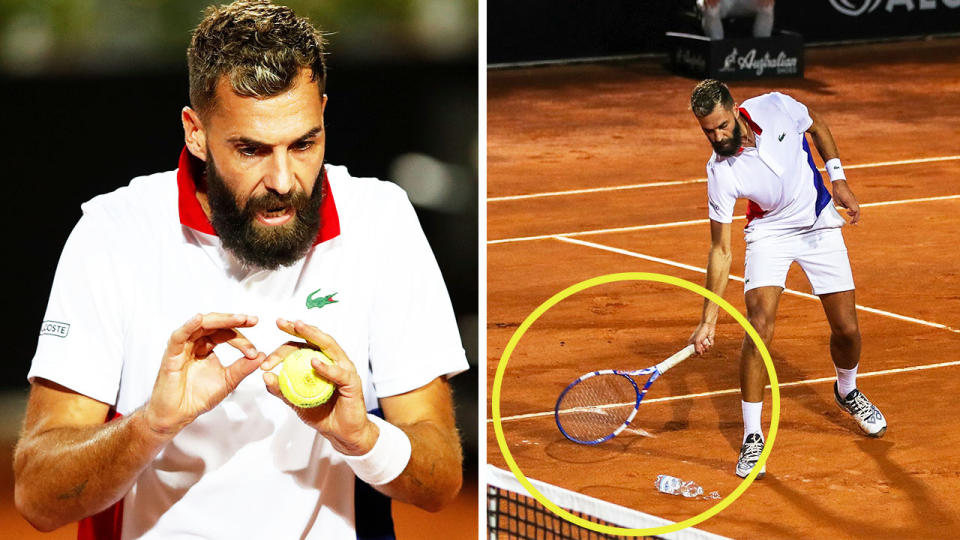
[
  {"x1": 832, "y1": 180, "x2": 861, "y2": 224},
  {"x1": 690, "y1": 321, "x2": 717, "y2": 355},
  {"x1": 261, "y1": 319, "x2": 377, "y2": 456},
  {"x1": 143, "y1": 313, "x2": 264, "y2": 437}
]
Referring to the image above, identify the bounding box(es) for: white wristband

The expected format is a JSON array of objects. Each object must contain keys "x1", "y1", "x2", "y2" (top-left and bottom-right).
[
  {"x1": 341, "y1": 414, "x2": 412, "y2": 486},
  {"x1": 825, "y1": 158, "x2": 846, "y2": 181}
]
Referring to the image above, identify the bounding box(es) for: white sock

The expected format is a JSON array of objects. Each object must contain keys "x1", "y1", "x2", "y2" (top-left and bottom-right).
[
  {"x1": 836, "y1": 365, "x2": 858, "y2": 398},
  {"x1": 742, "y1": 400, "x2": 763, "y2": 442}
]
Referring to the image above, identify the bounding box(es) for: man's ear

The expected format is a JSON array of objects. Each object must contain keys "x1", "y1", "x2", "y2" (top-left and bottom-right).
[{"x1": 182, "y1": 106, "x2": 207, "y2": 161}]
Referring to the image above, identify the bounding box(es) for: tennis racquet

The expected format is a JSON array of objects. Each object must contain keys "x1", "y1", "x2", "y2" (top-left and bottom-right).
[{"x1": 554, "y1": 344, "x2": 696, "y2": 445}]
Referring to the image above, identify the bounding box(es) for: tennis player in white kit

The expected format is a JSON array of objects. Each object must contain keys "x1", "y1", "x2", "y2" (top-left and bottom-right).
[
  {"x1": 687, "y1": 79, "x2": 886, "y2": 479},
  {"x1": 13, "y1": 2, "x2": 467, "y2": 538}
]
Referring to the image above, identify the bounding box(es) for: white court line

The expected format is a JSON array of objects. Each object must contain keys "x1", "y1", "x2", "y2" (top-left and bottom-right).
[
  {"x1": 490, "y1": 359, "x2": 960, "y2": 424},
  {"x1": 489, "y1": 178, "x2": 707, "y2": 202},
  {"x1": 488, "y1": 155, "x2": 960, "y2": 202},
  {"x1": 487, "y1": 194, "x2": 960, "y2": 245},
  {"x1": 557, "y1": 235, "x2": 960, "y2": 334},
  {"x1": 488, "y1": 218, "x2": 710, "y2": 245}
]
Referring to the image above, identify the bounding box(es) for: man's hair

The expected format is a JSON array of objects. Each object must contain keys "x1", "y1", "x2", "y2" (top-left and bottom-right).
[
  {"x1": 690, "y1": 79, "x2": 734, "y2": 118},
  {"x1": 187, "y1": 0, "x2": 326, "y2": 116}
]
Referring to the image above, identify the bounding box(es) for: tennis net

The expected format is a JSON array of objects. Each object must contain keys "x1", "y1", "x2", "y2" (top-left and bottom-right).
[{"x1": 486, "y1": 465, "x2": 730, "y2": 540}]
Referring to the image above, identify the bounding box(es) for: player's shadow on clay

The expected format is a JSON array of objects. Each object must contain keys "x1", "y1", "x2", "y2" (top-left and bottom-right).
[
  {"x1": 694, "y1": 346, "x2": 857, "y2": 453},
  {"x1": 763, "y1": 439, "x2": 954, "y2": 537}
]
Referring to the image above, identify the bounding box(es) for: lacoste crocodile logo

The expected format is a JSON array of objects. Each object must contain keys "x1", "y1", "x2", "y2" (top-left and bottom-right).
[
  {"x1": 778, "y1": 132, "x2": 785, "y2": 142},
  {"x1": 306, "y1": 289, "x2": 339, "y2": 310}
]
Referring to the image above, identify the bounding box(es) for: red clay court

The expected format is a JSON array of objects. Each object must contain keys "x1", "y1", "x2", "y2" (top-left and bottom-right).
[{"x1": 487, "y1": 37, "x2": 960, "y2": 539}]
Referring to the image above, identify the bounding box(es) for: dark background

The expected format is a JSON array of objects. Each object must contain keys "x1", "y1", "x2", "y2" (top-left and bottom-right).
[
  {"x1": 1, "y1": 1, "x2": 478, "y2": 466},
  {"x1": 489, "y1": 0, "x2": 960, "y2": 64}
]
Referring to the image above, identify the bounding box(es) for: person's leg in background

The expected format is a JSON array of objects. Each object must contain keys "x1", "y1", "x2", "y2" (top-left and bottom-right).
[
  {"x1": 752, "y1": 0, "x2": 775, "y2": 38},
  {"x1": 697, "y1": 0, "x2": 728, "y2": 40}
]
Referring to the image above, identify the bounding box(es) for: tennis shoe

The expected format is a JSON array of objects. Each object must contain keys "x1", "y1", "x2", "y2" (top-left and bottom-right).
[
  {"x1": 835, "y1": 383, "x2": 886, "y2": 438},
  {"x1": 735, "y1": 432, "x2": 765, "y2": 479}
]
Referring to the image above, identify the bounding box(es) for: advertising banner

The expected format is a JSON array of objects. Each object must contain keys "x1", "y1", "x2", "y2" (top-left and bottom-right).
[
  {"x1": 667, "y1": 32, "x2": 804, "y2": 81},
  {"x1": 779, "y1": 0, "x2": 960, "y2": 41}
]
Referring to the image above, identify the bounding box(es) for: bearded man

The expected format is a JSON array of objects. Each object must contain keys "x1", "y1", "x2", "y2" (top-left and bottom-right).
[
  {"x1": 14, "y1": 2, "x2": 468, "y2": 539},
  {"x1": 688, "y1": 79, "x2": 886, "y2": 479}
]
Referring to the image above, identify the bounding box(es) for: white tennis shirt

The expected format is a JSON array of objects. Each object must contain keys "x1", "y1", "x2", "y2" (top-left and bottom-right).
[
  {"x1": 29, "y1": 148, "x2": 469, "y2": 540},
  {"x1": 705, "y1": 92, "x2": 845, "y2": 243}
]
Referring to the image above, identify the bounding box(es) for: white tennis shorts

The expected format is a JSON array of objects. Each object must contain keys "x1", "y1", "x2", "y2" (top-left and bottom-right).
[{"x1": 743, "y1": 226, "x2": 855, "y2": 295}]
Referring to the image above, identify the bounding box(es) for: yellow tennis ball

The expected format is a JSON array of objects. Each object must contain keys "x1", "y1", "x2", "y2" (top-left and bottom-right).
[{"x1": 278, "y1": 348, "x2": 336, "y2": 408}]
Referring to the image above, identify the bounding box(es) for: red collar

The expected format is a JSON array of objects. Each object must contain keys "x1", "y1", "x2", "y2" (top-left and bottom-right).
[
  {"x1": 739, "y1": 107, "x2": 762, "y2": 135},
  {"x1": 176, "y1": 147, "x2": 340, "y2": 245},
  {"x1": 735, "y1": 107, "x2": 762, "y2": 156}
]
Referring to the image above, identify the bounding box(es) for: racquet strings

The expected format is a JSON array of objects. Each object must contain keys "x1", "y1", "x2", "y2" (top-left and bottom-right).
[{"x1": 557, "y1": 373, "x2": 638, "y2": 442}]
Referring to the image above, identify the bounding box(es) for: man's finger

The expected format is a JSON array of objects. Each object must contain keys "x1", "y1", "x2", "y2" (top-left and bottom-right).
[
  {"x1": 263, "y1": 371, "x2": 283, "y2": 399},
  {"x1": 168, "y1": 313, "x2": 204, "y2": 348},
  {"x1": 224, "y1": 352, "x2": 266, "y2": 390},
  {"x1": 202, "y1": 312, "x2": 259, "y2": 328},
  {"x1": 309, "y1": 358, "x2": 355, "y2": 389},
  {"x1": 185, "y1": 313, "x2": 259, "y2": 343},
  {"x1": 223, "y1": 330, "x2": 259, "y2": 359},
  {"x1": 260, "y1": 342, "x2": 308, "y2": 371},
  {"x1": 277, "y1": 319, "x2": 354, "y2": 370},
  {"x1": 185, "y1": 328, "x2": 256, "y2": 358}
]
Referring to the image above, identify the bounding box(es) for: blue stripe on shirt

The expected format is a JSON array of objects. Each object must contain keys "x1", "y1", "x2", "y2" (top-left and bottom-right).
[{"x1": 802, "y1": 137, "x2": 832, "y2": 217}]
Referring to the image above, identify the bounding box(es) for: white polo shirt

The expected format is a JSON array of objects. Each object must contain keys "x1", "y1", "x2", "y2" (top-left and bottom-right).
[
  {"x1": 29, "y1": 148, "x2": 469, "y2": 540},
  {"x1": 705, "y1": 92, "x2": 845, "y2": 243}
]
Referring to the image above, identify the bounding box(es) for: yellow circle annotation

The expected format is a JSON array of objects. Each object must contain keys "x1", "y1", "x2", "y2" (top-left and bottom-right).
[{"x1": 491, "y1": 272, "x2": 780, "y2": 537}]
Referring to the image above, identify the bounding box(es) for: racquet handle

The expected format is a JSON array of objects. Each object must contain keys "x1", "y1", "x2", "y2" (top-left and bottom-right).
[{"x1": 654, "y1": 344, "x2": 696, "y2": 374}]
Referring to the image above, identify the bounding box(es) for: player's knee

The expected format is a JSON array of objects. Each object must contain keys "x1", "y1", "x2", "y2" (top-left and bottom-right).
[
  {"x1": 746, "y1": 316, "x2": 775, "y2": 344},
  {"x1": 831, "y1": 321, "x2": 860, "y2": 345}
]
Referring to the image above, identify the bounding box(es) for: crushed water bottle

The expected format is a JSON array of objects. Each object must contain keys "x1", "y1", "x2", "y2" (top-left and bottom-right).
[{"x1": 655, "y1": 475, "x2": 704, "y2": 498}]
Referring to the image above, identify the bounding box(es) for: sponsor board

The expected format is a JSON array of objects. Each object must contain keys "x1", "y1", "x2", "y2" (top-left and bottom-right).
[
  {"x1": 781, "y1": 0, "x2": 960, "y2": 40},
  {"x1": 718, "y1": 48, "x2": 800, "y2": 77},
  {"x1": 828, "y1": 0, "x2": 960, "y2": 17},
  {"x1": 667, "y1": 32, "x2": 804, "y2": 81}
]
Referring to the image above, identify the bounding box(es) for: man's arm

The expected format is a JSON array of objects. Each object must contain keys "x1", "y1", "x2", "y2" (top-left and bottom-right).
[
  {"x1": 14, "y1": 382, "x2": 171, "y2": 532},
  {"x1": 14, "y1": 313, "x2": 264, "y2": 531},
  {"x1": 806, "y1": 107, "x2": 860, "y2": 224},
  {"x1": 377, "y1": 377, "x2": 462, "y2": 511},
  {"x1": 262, "y1": 319, "x2": 462, "y2": 511},
  {"x1": 690, "y1": 219, "x2": 732, "y2": 354},
  {"x1": 805, "y1": 107, "x2": 839, "y2": 162}
]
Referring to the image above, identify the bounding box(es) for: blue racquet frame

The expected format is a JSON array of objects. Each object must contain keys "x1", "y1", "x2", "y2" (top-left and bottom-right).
[{"x1": 554, "y1": 344, "x2": 696, "y2": 445}]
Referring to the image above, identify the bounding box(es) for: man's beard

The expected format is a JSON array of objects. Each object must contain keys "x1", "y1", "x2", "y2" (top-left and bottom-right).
[
  {"x1": 712, "y1": 118, "x2": 743, "y2": 157},
  {"x1": 205, "y1": 155, "x2": 324, "y2": 270}
]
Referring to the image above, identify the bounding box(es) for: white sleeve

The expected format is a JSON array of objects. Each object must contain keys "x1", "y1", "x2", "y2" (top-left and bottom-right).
[
  {"x1": 28, "y1": 210, "x2": 128, "y2": 405},
  {"x1": 706, "y1": 165, "x2": 737, "y2": 224},
  {"x1": 366, "y1": 186, "x2": 469, "y2": 398},
  {"x1": 771, "y1": 92, "x2": 813, "y2": 133}
]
